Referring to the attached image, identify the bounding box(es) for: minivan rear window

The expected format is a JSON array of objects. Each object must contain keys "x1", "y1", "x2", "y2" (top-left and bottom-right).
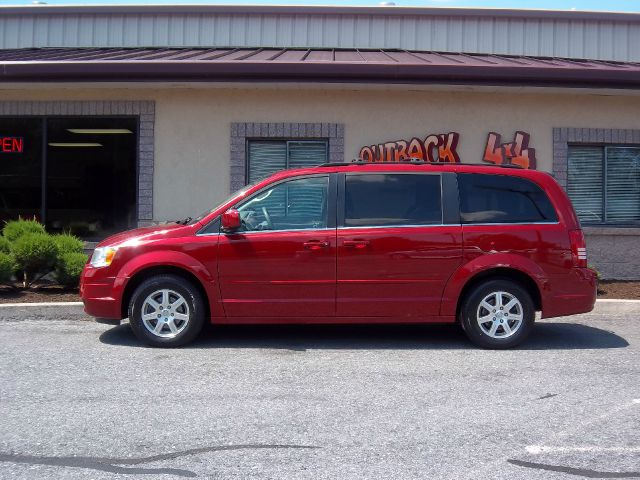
[
  {"x1": 344, "y1": 174, "x2": 442, "y2": 227},
  {"x1": 458, "y1": 173, "x2": 557, "y2": 224}
]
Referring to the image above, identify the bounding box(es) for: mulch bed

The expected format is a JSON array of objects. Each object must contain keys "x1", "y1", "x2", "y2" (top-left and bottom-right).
[
  {"x1": 0, "y1": 285, "x2": 80, "y2": 303},
  {"x1": 1, "y1": 280, "x2": 639, "y2": 304},
  {"x1": 597, "y1": 281, "x2": 640, "y2": 300}
]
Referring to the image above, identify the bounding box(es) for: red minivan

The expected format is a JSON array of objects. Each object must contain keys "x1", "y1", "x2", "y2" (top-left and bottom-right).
[{"x1": 80, "y1": 162, "x2": 596, "y2": 348}]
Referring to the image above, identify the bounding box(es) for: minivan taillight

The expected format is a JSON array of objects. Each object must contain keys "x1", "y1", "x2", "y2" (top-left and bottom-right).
[{"x1": 569, "y1": 229, "x2": 587, "y2": 268}]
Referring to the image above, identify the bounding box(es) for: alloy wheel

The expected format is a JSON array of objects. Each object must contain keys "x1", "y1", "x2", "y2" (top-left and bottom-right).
[
  {"x1": 476, "y1": 291, "x2": 524, "y2": 339},
  {"x1": 141, "y1": 289, "x2": 190, "y2": 338}
]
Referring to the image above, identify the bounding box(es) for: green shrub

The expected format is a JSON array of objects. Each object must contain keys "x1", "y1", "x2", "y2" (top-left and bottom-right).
[
  {"x1": 0, "y1": 236, "x2": 11, "y2": 254},
  {"x1": 55, "y1": 252, "x2": 88, "y2": 288},
  {"x1": 12, "y1": 233, "x2": 58, "y2": 286},
  {"x1": 53, "y1": 233, "x2": 84, "y2": 255},
  {"x1": 3, "y1": 218, "x2": 46, "y2": 242},
  {"x1": 0, "y1": 252, "x2": 14, "y2": 283}
]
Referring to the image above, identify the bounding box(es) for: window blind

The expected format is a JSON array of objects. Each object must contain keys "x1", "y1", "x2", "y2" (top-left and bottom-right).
[
  {"x1": 606, "y1": 147, "x2": 640, "y2": 224},
  {"x1": 567, "y1": 145, "x2": 640, "y2": 225},
  {"x1": 246, "y1": 140, "x2": 329, "y2": 218},
  {"x1": 286, "y1": 141, "x2": 328, "y2": 218},
  {"x1": 247, "y1": 140, "x2": 328, "y2": 184},
  {"x1": 288, "y1": 141, "x2": 328, "y2": 169},
  {"x1": 247, "y1": 141, "x2": 287, "y2": 184},
  {"x1": 567, "y1": 146, "x2": 604, "y2": 224}
]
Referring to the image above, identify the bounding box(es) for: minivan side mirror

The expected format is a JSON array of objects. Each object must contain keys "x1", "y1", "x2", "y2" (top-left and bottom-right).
[{"x1": 221, "y1": 208, "x2": 241, "y2": 231}]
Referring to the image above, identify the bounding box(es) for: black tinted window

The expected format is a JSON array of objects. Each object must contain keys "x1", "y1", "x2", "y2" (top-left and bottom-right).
[
  {"x1": 458, "y1": 174, "x2": 557, "y2": 224},
  {"x1": 344, "y1": 174, "x2": 442, "y2": 227}
]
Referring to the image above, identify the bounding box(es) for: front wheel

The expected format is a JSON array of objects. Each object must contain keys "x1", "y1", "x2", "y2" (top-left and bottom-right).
[
  {"x1": 460, "y1": 278, "x2": 535, "y2": 349},
  {"x1": 128, "y1": 274, "x2": 205, "y2": 347}
]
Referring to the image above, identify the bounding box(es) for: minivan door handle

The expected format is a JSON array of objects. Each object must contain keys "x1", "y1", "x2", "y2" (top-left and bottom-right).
[
  {"x1": 303, "y1": 240, "x2": 330, "y2": 250},
  {"x1": 343, "y1": 239, "x2": 370, "y2": 249}
]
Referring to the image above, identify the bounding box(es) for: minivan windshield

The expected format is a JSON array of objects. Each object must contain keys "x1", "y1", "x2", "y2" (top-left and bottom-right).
[{"x1": 173, "y1": 183, "x2": 257, "y2": 226}]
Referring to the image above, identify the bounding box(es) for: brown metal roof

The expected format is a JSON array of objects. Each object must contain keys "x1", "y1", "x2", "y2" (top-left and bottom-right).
[{"x1": 1, "y1": 47, "x2": 640, "y2": 89}]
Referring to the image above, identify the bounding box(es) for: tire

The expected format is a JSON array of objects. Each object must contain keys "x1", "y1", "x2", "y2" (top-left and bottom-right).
[
  {"x1": 459, "y1": 278, "x2": 535, "y2": 349},
  {"x1": 128, "y1": 274, "x2": 205, "y2": 347}
]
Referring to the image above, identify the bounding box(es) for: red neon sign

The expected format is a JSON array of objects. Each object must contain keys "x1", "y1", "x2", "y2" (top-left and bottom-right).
[{"x1": 0, "y1": 137, "x2": 24, "y2": 153}]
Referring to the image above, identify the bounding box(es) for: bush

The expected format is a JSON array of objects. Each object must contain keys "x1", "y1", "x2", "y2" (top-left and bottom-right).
[
  {"x1": 3, "y1": 218, "x2": 46, "y2": 242},
  {"x1": 12, "y1": 233, "x2": 59, "y2": 286},
  {"x1": 53, "y1": 233, "x2": 84, "y2": 255},
  {"x1": 55, "y1": 252, "x2": 88, "y2": 288},
  {"x1": 0, "y1": 252, "x2": 14, "y2": 283},
  {"x1": 0, "y1": 236, "x2": 11, "y2": 254}
]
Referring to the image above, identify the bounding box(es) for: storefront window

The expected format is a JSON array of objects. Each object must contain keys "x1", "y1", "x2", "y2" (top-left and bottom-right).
[
  {"x1": 0, "y1": 116, "x2": 138, "y2": 239},
  {"x1": 247, "y1": 140, "x2": 328, "y2": 183},
  {"x1": 567, "y1": 145, "x2": 640, "y2": 225},
  {"x1": 0, "y1": 118, "x2": 43, "y2": 223}
]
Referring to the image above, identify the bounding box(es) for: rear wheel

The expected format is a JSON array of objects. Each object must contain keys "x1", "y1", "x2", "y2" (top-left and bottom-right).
[
  {"x1": 460, "y1": 278, "x2": 535, "y2": 349},
  {"x1": 128, "y1": 274, "x2": 205, "y2": 347}
]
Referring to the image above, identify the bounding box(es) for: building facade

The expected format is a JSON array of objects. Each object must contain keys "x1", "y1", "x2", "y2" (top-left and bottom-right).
[{"x1": 0, "y1": 5, "x2": 639, "y2": 279}]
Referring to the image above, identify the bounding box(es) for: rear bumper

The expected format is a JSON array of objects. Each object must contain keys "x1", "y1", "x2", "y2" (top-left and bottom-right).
[
  {"x1": 542, "y1": 268, "x2": 597, "y2": 319},
  {"x1": 80, "y1": 266, "x2": 123, "y2": 320}
]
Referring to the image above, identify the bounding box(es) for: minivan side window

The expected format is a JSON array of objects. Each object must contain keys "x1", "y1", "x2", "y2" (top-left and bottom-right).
[
  {"x1": 236, "y1": 175, "x2": 329, "y2": 232},
  {"x1": 344, "y1": 174, "x2": 442, "y2": 227},
  {"x1": 458, "y1": 173, "x2": 558, "y2": 224}
]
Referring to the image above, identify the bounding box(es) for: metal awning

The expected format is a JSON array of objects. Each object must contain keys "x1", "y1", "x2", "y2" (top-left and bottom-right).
[{"x1": 1, "y1": 47, "x2": 639, "y2": 88}]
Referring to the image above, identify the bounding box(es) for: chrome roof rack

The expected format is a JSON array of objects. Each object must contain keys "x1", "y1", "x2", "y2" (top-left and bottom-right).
[{"x1": 317, "y1": 159, "x2": 523, "y2": 168}]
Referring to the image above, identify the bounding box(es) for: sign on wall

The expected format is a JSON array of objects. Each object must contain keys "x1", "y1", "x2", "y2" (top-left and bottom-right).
[
  {"x1": 357, "y1": 130, "x2": 536, "y2": 169},
  {"x1": 0, "y1": 136, "x2": 24, "y2": 153},
  {"x1": 359, "y1": 132, "x2": 460, "y2": 164},
  {"x1": 482, "y1": 131, "x2": 536, "y2": 169}
]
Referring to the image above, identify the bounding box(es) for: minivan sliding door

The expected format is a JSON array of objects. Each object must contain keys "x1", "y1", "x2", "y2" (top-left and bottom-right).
[{"x1": 336, "y1": 172, "x2": 463, "y2": 319}]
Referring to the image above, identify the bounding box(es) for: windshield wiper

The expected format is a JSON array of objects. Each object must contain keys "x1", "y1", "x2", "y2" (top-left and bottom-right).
[{"x1": 173, "y1": 216, "x2": 192, "y2": 225}]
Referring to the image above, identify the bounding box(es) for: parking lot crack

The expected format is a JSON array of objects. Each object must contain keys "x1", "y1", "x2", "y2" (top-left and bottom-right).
[
  {"x1": 508, "y1": 459, "x2": 640, "y2": 478},
  {"x1": 0, "y1": 444, "x2": 319, "y2": 477},
  {"x1": 537, "y1": 393, "x2": 559, "y2": 400},
  {"x1": 0, "y1": 454, "x2": 196, "y2": 477}
]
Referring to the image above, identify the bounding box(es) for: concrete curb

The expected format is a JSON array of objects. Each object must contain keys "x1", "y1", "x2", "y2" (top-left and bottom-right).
[
  {"x1": 0, "y1": 302, "x2": 83, "y2": 308},
  {"x1": 591, "y1": 299, "x2": 640, "y2": 315},
  {"x1": 0, "y1": 299, "x2": 638, "y2": 314}
]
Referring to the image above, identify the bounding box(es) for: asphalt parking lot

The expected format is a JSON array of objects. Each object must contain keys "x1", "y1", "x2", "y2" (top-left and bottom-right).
[{"x1": 0, "y1": 305, "x2": 638, "y2": 479}]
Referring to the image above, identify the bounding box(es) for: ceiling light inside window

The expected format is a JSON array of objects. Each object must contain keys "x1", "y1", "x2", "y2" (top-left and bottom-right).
[
  {"x1": 48, "y1": 143, "x2": 103, "y2": 147},
  {"x1": 67, "y1": 129, "x2": 133, "y2": 134}
]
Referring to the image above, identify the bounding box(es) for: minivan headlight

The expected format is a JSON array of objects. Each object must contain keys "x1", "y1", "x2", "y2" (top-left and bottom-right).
[{"x1": 90, "y1": 246, "x2": 119, "y2": 268}]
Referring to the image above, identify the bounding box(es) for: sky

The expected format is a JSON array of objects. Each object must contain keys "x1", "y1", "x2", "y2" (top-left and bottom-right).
[{"x1": 0, "y1": 0, "x2": 638, "y2": 12}]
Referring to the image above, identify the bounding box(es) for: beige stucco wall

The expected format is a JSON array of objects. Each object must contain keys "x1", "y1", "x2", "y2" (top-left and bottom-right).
[{"x1": 1, "y1": 84, "x2": 639, "y2": 222}]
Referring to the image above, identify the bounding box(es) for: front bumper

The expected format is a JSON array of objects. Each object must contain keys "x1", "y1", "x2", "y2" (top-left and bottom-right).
[{"x1": 80, "y1": 265, "x2": 122, "y2": 319}]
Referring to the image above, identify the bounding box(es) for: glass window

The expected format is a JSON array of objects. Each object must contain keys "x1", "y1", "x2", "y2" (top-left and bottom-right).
[
  {"x1": 344, "y1": 174, "x2": 442, "y2": 227},
  {"x1": 0, "y1": 116, "x2": 138, "y2": 239},
  {"x1": 458, "y1": 173, "x2": 557, "y2": 224},
  {"x1": 46, "y1": 117, "x2": 137, "y2": 239},
  {"x1": 0, "y1": 118, "x2": 43, "y2": 225},
  {"x1": 568, "y1": 145, "x2": 640, "y2": 225},
  {"x1": 247, "y1": 140, "x2": 328, "y2": 183},
  {"x1": 236, "y1": 176, "x2": 329, "y2": 232}
]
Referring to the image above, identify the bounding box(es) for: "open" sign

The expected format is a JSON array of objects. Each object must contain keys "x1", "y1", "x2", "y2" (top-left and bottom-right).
[{"x1": 0, "y1": 137, "x2": 24, "y2": 153}]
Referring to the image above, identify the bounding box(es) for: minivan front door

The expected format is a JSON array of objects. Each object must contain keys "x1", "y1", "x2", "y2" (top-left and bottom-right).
[
  {"x1": 336, "y1": 172, "x2": 463, "y2": 319},
  {"x1": 217, "y1": 175, "x2": 337, "y2": 318}
]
